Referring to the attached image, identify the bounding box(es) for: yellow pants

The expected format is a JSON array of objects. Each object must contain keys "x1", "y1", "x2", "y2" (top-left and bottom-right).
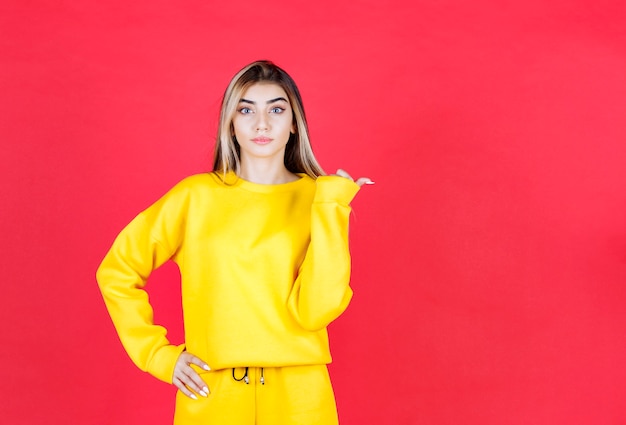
[{"x1": 173, "y1": 364, "x2": 339, "y2": 424}]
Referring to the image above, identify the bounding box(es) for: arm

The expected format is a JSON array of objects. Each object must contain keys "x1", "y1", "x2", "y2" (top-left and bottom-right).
[
  {"x1": 96, "y1": 185, "x2": 189, "y2": 383},
  {"x1": 287, "y1": 174, "x2": 363, "y2": 331}
]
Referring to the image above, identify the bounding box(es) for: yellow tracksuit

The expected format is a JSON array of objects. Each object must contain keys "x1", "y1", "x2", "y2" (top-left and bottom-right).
[{"x1": 96, "y1": 172, "x2": 359, "y2": 424}]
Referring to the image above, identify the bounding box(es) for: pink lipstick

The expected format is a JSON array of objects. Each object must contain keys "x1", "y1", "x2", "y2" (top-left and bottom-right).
[{"x1": 252, "y1": 137, "x2": 272, "y2": 145}]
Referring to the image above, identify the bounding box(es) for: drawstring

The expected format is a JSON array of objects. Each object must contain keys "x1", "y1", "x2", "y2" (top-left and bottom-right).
[
  {"x1": 232, "y1": 367, "x2": 250, "y2": 384},
  {"x1": 232, "y1": 367, "x2": 265, "y2": 385}
]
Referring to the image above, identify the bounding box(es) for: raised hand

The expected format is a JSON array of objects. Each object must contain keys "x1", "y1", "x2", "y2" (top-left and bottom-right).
[{"x1": 333, "y1": 169, "x2": 374, "y2": 187}]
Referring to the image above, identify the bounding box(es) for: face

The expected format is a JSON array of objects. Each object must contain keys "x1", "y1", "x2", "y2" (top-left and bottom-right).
[{"x1": 232, "y1": 82, "x2": 295, "y2": 165}]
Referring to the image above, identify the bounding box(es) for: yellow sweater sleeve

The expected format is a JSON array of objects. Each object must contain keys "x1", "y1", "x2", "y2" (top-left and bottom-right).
[
  {"x1": 287, "y1": 176, "x2": 361, "y2": 331},
  {"x1": 96, "y1": 184, "x2": 189, "y2": 383}
]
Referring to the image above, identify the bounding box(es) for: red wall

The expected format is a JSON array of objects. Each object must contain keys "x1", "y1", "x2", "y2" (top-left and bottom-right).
[{"x1": 2, "y1": 1, "x2": 626, "y2": 423}]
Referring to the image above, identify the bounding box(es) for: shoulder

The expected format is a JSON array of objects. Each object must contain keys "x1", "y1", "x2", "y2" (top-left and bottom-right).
[
  {"x1": 141, "y1": 173, "x2": 222, "y2": 213},
  {"x1": 298, "y1": 173, "x2": 316, "y2": 187},
  {"x1": 165, "y1": 172, "x2": 227, "y2": 195}
]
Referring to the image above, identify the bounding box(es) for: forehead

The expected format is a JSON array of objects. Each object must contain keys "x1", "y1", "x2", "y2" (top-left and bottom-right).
[{"x1": 240, "y1": 82, "x2": 289, "y2": 102}]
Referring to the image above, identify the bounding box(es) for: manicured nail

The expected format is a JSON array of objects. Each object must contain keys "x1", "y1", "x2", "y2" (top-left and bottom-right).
[
  {"x1": 203, "y1": 386, "x2": 209, "y2": 394},
  {"x1": 199, "y1": 390, "x2": 208, "y2": 397},
  {"x1": 365, "y1": 181, "x2": 375, "y2": 185},
  {"x1": 203, "y1": 364, "x2": 211, "y2": 371},
  {"x1": 190, "y1": 394, "x2": 198, "y2": 400}
]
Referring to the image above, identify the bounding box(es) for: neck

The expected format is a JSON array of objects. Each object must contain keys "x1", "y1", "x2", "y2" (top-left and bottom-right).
[{"x1": 239, "y1": 157, "x2": 299, "y2": 185}]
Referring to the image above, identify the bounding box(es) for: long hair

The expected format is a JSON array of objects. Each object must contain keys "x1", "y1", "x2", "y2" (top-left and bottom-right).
[{"x1": 212, "y1": 60, "x2": 325, "y2": 179}]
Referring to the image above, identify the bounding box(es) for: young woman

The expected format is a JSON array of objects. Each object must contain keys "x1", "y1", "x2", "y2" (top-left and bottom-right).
[{"x1": 97, "y1": 60, "x2": 372, "y2": 424}]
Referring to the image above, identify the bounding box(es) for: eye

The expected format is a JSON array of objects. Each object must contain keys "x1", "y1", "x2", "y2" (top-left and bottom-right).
[
  {"x1": 270, "y1": 107, "x2": 285, "y2": 114},
  {"x1": 238, "y1": 107, "x2": 253, "y2": 114}
]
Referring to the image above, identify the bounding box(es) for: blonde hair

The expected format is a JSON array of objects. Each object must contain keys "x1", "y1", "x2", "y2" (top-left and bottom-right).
[{"x1": 212, "y1": 60, "x2": 325, "y2": 179}]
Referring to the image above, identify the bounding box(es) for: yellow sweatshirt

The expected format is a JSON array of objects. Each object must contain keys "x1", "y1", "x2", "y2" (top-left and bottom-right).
[{"x1": 96, "y1": 172, "x2": 360, "y2": 383}]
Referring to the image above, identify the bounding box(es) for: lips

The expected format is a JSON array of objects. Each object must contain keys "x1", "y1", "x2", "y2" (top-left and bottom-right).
[{"x1": 252, "y1": 137, "x2": 272, "y2": 145}]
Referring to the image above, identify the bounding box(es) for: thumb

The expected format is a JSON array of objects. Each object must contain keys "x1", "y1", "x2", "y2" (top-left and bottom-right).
[{"x1": 355, "y1": 177, "x2": 374, "y2": 187}]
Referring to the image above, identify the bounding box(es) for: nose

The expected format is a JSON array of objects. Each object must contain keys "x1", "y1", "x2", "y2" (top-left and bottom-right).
[{"x1": 255, "y1": 111, "x2": 269, "y2": 132}]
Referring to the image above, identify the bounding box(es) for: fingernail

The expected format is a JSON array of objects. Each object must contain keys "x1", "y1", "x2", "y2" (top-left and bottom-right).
[
  {"x1": 203, "y1": 364, "x2": 211, "y2": 371},
  {"x1": 190, "y1": 394, "x2": 198, "y2": 400},
  {"x1": 365, "y1": 181, "x2": 375, "y2": 185},
  {"x1": 199, "y1": 390, "x2": 208, "y2": 397},
  {"x1": 203, "y1": 386, "x2": 209, "y2": 394}
]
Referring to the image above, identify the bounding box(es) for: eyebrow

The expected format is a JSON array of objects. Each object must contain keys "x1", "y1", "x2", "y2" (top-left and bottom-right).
[{"x1": 239, "y1": 97, "x2": 288, "y2": 105}]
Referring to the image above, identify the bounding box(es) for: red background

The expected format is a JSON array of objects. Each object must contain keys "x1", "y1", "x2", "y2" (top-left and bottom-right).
[{"x1": 2, "y1": 1, "x2": 626, "y2": 423}]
